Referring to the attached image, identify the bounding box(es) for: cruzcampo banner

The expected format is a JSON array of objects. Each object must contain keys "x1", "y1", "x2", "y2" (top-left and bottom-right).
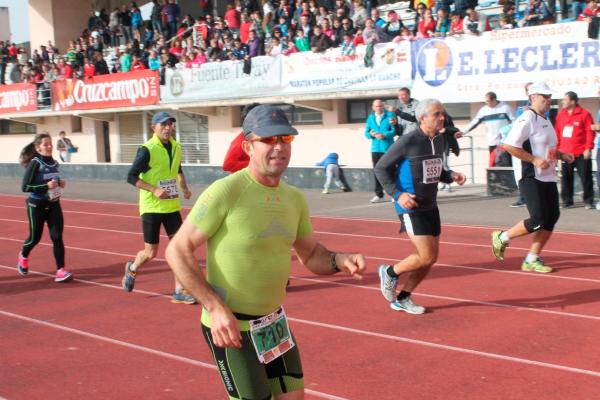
[
  {"x1": 51, "y1": 70, "x2": 160, "y2": 111},
  {"x1": 0, "y1": 83, "x2": 37, "y2": 114}
]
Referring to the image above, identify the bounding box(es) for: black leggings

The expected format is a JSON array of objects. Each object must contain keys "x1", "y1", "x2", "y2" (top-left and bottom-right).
[{"x1": 21, "y1": 199, "x2": 65, "y2": 270}]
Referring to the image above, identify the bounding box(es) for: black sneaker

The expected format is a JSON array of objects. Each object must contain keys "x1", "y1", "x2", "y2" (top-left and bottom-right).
[
  {"x1": 561, "y1": 203, "x2": 574, "y2": 209},
  {"x1": 122, "y1": 261, "x2": 136, "y2": 292},
  {"x1": 510, "y1": 200, "x2": 526, "y2": 208}
]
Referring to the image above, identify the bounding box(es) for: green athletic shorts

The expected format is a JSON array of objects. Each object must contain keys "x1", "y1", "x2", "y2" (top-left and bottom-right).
[{"x1": 201, "y1": 323, "x2": 304, "y2": 399}]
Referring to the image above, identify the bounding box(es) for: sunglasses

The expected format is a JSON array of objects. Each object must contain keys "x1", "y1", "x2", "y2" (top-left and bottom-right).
[{"x1": 249, "y1": 135, "x2": 295, "y2": 145}]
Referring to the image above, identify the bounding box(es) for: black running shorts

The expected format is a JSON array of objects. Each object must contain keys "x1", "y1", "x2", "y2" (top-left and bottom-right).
[
  {"x1": 398, "y1": 208, "x2": 441, "y2": 237},
  {"x1": 141, "y1": 211, "x2": 182, "y2": 244}
]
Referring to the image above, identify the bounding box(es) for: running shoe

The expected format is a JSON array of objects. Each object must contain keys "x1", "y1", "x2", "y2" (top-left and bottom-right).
[
  {"x1": 17, "y1": 253, "x2": 28, "y2": 276},
  {"x1": 390, "y1": 296, "x2": 426, "y2": 315},
  {"x1": 560, "y1": 202, "x2": 574, "y2": 209},
  {"x1": 521, "y1": 259, "x2": 553, "y2": 273},
  {"x1": 322, "y1": 189, "x2": 330, "y2": 194},
  {"x1": 171, "y1": 289, "x2": 197, "y2": 305},
  {"x1": 491, "y1": 230, "x2": 508, "y2": 262},
  {"x1": 510, "y1": 200, "x2": 526, "y2": 208},
  {"x1": 584, "y1": 204, "x2": 594, "y2": 210},
  {"x1": 378, "y1": 264, "x2": 399, "y2": 302},
  {"x1": 370, "y1": 196, "x2": 385, "y2": 203},
  {"x1": 122, "y1": 261, "x2": 136, "y2": 292},
  {"x1": 54, "y1": 267, "x2": 73, "y2": 282}
]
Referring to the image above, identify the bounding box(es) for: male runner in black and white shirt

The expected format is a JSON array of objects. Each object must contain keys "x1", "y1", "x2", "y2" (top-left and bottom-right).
[{"x1": 491, "y1": 82, "x2": 574, "y2": 273}]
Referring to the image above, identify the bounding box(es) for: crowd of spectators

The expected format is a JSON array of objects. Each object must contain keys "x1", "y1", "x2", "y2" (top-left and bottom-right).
[{"x1": 0, "y1": 0, "x2": 598, "y2": 95}]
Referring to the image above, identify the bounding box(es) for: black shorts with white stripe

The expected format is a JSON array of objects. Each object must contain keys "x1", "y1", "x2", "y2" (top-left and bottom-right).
[{"x1": 398, "y1": 208, "x2": 441, "y2": 237}]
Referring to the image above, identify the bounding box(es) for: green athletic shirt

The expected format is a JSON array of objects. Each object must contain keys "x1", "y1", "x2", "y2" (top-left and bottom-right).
[{"x1": 189, "y1": 168, "x2": 312, "y2": 330}]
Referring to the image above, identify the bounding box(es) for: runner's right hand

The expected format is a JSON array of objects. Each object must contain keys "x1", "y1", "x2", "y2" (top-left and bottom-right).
[
  {"x1": 210, "y1": 306, "x2": 242, "y2": 349},
  {"x1": 153, "y1": 187, "x2": 169, "y2": 199}
]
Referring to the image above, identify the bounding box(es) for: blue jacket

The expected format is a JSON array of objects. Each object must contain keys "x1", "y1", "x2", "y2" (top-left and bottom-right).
[
  {"x1": 364, "y1": 112, "x2": 396, "y2": 153},
  {"x1": 316, "y1": 153, "x2": 339, "y2": 171}
]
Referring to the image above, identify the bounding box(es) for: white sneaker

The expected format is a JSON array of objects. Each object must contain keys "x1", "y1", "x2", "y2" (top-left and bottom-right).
[
  {"x1": 596, "y1": 201, "x2": 600, "y2": 211},
  {"x1": 370, "y1": 196, "x2": 384, "y2": 203},
  {"x1": 390, "y1": 296, "x2": 426, "y2": 314}
]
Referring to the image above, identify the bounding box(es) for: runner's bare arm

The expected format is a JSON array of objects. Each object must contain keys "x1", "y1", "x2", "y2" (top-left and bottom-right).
[
  {"x1": 178, "y1": 172, "x2": 192, "y2": 199},
  {"x1": 504, "y1": 144, "x2": 549, "y2": 169},
  {"x1": 166, "y1": 220, "x2": 241, "y2": 348},
  {"x1": 293, "y1": 234, "x2": 366, "y2": 280},
  {"x1": 134, "y1": 179, "x2": 169, "y2": 199}
]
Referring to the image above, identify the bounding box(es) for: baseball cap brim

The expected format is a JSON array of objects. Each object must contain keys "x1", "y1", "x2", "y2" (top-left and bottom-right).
[{"x1": 245, "y1": 124, "x2": 298, "y2": 138}]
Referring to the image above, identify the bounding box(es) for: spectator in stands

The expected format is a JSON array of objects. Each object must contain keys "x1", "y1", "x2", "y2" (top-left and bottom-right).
[
  {"x1": 225, "y1": 4, "x2": 242, "y2": 38},
  {"x1": 335, "y1": 0, "x2": 350, "y2": 18},
  {"x1": 119, "y1": 47, "x2": 132, "y2": 72},
  {"x1": 579, "y1": 0, "x2": 600, "y2": 38},
  {"x1": 131, "y1": 54, "x2": 146, "y2": 70},
  {"x1": 262, "y1": 0, "x2": 276, "y2": 35},
  {"x1": 165, "y1": 0, "x2": 181, "y2": 39},
  {"x1": 463, "y1": 8, "x2": 490, "y2": 35},
  {"x1": 448, "y1": 11, "x2": 464, "y2": 35},
  {"x1": 454, "y1": 0, "x2": 476, "y2": 17},
  {"x1": 0, "y1": 41, "x2": 8, "y2": 85},
  {"x1": 371, "y1": 8, "x2": 385, "y2": 27},
  {"x1": 83, "y1": 57, "x2": 95, "y2": 78},
  {"x1": 363, "y1": 18, "x2": 382, "y2": 45},
  {"x1": 434, "y1": 7, "x2": 451, "y2": 36},
  {"x1": 150, "y1": 0, "x2": 163, "y2": 37},
  {"x1": 295, "y1": 29, "x2": 311, "y2": 51},
  {"x1": 109, "y1": 7, "x2": 120, "y2": 46},
  {"x1": 247, "y1": 29, "x2": 264, "y2": 56},
  {"x1": 573, "y1": 0, "x2": 589, "y2": 19},
  {"x1": 94, "y1": 51, "x2": 110, "y2": 75},
  {"x1": 119, "y1": 4, "x2": 133, "y2": 44},
  {"x1": 131, "y1": 5, "x2": 142, "y2": 42},
  {"x1": 417, "y1": 8, "x2": 437, "y2": 38},
  {"x1": 341, "y1": 33, "x2": 356, "y2": 55},
  {"x1": 341, "y1": 17, "x2": 356, "y2": 36},
  {"x1": 311, "y1": 25, "x2": 333, "y2": 52},
  {"x1": 382, "y1": 10, "x2": 403, "y2": 40},
  {"x1": 351, "y1": 0, "x2": 369, "y2": 28},
  {"x1": 268, "y1": 36, "x2": 284, "y2": 55},
  {"x1": 500, "y1": 1, "x2": 517, "y2": 29},
  {"x1": 523, "y1": 0, "x2": 552, "y2": 26},
  {"x1": 412, "y1": 3, "x2": 427, "y2": 35}
]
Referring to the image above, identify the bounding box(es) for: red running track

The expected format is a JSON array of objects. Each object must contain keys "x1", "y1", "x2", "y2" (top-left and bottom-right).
[{"x1": 1, "y1": 194, "x2": 600, "y2": 399}]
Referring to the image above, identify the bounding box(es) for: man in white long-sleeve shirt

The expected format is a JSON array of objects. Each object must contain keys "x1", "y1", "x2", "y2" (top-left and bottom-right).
[{"x1": 460, "y1": 92, "x2": 515, "y2": 166}]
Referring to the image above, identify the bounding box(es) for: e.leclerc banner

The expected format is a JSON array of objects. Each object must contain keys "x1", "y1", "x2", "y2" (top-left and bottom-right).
[
  {"x1": 411, "y1": 21, "x2": 600, "y2": 102},
  {"x1": 0, "y1": 83, "x2": 37, "y2": 114},
  {"x1": 52, "y1": 70, "x2": 160, "y2": 111}
]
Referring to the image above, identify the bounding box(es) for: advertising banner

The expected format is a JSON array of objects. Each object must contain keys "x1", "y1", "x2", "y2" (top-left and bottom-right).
[
  {"x1": 51, "y1": 70, "x2": 160, "y2": 111},
  {"x1": 0, "y1": 83, "x2": 37, "y2": 114},
  {"x1": 411, "y1": 22, "x2": 600, "y2": 102},
  {"x1": 281, "y1": 41, "x2": 413, "y2": 94},
  {"x1": 162, "y1": 56, "x2": 283, "y2": 102}
]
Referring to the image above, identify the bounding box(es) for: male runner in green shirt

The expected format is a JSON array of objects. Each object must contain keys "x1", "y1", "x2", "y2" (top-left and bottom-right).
[{"x1": 166, "y1": 105, "x2": 366, "y2": 400}]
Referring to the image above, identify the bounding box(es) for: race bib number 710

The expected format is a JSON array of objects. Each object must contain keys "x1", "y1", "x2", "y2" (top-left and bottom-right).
[
  {"x1": 422, "y1": 158, "x2": 442, "y2": 184},
  {"x1": 249, "y1": 308, "x2": 295, "y2": 364}
]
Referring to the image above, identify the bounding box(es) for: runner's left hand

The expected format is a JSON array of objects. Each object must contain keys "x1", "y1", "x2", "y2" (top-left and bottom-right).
[
  {"x1": 183, "y1": 187, "x2": 192, "y2": 199},
  {"x1": 59, "y1": 180, "x2": 66, "y2": 188},
  {"x1": 336, "y1": 253, "x2": 367, "y2": 280},
  {"x1": 451, "y1": 172, "x2": 466, "y2": 185}
]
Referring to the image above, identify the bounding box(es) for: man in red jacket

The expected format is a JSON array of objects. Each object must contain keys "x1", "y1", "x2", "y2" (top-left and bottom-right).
[{"x1": 554, "y1": 91, "x2": 595, "y2": 209}]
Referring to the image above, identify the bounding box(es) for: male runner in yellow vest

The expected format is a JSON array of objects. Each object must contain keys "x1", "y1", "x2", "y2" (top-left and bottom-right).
[
  {"x1": 166, "y1": 105, "x2": 367, "y2": 399},
  {"x1": 123, "y1": 111, "x2": 194, "y2": 304}
]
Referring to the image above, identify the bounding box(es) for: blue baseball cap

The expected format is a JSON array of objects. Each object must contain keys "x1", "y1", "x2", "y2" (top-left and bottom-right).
[
  {"x1": 152, "y1": 111, "x2": 176, "y2": 125},
  {"x1": 243, "y1": 105, "x2": 298, "y2": 139}
]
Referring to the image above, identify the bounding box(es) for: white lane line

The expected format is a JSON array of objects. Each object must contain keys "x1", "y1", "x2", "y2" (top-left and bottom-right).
[
  {"x1": 310, "y1": 214, "x2": 600, "y2": 237},
  {"x1": 2, "y1": 228, "x2": 600, "y2": 307},
  {"x1": 2, "y1": 271, "x2": 599, "y2": 380},
  {"x1": 0, "y1": 204, "x2": 140, "y2": 219},
  {"x1": 1, "y1": 197, "x2": 599, "y2": 237},
  {"x1": 0, "y1": 310, "x2": 348, "y2": 400},
  {"x1": 1, "y1": 215, "x2": 598, "y2": 258},
  {"x1": 287, "y1": 316, "x2": 600, "y2": 378},
  {"x1": 290, "y1": 276, "x2": 600, "y2": 321}
]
